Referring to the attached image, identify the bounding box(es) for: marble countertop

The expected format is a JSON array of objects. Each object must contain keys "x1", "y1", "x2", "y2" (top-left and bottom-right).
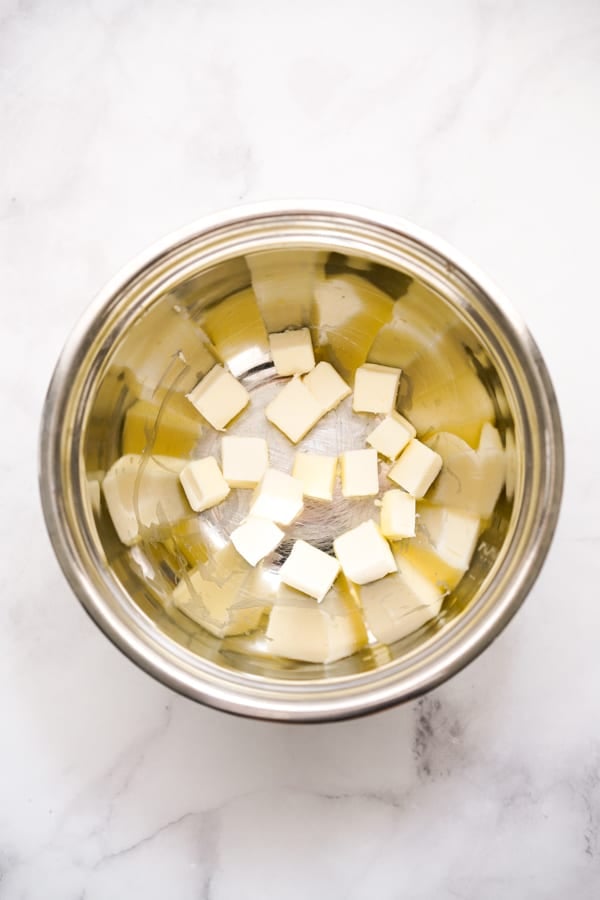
[{"x1": 2, "y1": 1, "x2": 599, "y2": 897}]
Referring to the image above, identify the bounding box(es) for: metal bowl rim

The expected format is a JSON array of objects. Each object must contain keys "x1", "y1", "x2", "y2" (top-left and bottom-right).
[{"x1": 39, "y1": 200, "x2": 564, "y2": 722}]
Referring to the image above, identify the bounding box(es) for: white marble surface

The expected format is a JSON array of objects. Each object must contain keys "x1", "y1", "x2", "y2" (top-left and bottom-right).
[{"x1": 1, "y1": 0, "x2": 599, "y2": 896}]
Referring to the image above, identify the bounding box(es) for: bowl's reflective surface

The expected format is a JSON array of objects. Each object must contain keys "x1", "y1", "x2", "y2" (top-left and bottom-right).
[{"x1": 41, "y1": 205, "x2": 562, "y2": 719}]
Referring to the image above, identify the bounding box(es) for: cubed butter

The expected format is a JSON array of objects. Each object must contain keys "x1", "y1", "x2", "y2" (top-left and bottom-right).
[
  {"x1": 269, "y1": 327, "x2": 316, "y2": 376},
  {"x1": 249, "y1": 468, "x2": 304, "y2": 525},
  {"x1": 353, "y1": 363, "x2": 402, "y2": 415},
  {"x1": 265, "y1": 376, "x2": 324, "y2": 444},
  {"x1": 366, "y1": 411, "x2": 416, "y2": 460},
  {"x1": 230, "y1": 516, "x2": 284, "y2": 566},
  {"x1": 102, "y1": 454, "x2": 189, "y2": 546},
  {"x1": 380, "y1": 489, "x2": 416, "y2": 540},
  {"x1": 418, "y1": 504, "x2": 480, "y2": 571},
  {"x1": 303, "y1": 361, "x2": 351, "y2": 414},
  {"x1": 221, "y1": 435, "x2": 269, "y2": 488},
  {"x1": 388, "y1": 439, "x2": 442, "y2": 499},
  {"x1": 179, "y1": 456, "x2": 230, "y2": 512},
  {"x1": 186, "y1": 364, "x2": 250, "y2": 430},
  {"x1": 292, "y1": 451, "x2": 338, "y2": 501},
  {"x1": 279, "y1": 539, "x2": 341, "y2": 602},
  {"x1": 341, "y1": 448, "x2": 379, "y2": 498},
  {"x1": 334, "y1": 519, "x2": 397, "y2": 585}
]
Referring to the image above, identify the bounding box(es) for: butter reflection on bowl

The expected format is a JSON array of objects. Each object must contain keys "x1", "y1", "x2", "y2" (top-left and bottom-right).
[{"x1": 41, "y1": 203, "x2": 563, "y2": 721}]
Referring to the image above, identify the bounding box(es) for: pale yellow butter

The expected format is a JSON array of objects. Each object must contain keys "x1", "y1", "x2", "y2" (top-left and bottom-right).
[
  {"x1": 380, "y1": 489, "x2": 416, "y2": 540},
  {"x1": 179, "y1": 456, "x2": 230, "y2": 513},
  {"x1": 341, "y1": 448, "x2": 379, "y2": 498},
  {"x1": 279, "y1": 539, "x2": 341, "y2": 602},
  {"x1": 388, "y1": 439, "x2": 442, "y2": 499},
  {"x1": 303, "y1": 361, "x2": 351, "y2": 414},
  {"x1": 366, "y1": 411, "x2": 416, "y2": 460},
  {"x1": 249, "y1": 468, "x2": 304, "y2": 526},
  {"x1": 186, "y1": 364, "x2": 250, "y2": 430},
  {"x1": 221, "y1": 435, "x2": 269, "y2": 488},
  {"x1": 292, "y1": 451, "x2": 338, "y2": 501},
  {"x1": 265, "y1": 376, "x2": 324, "y2": 444},
  {"x1": 269, "y1": 327, "x2": 315, "y2": 376},
  {"x1": 334, "y1": 519, "x2": 397, "y2": 585},
  {"x1": 230, "y1": 516, "x2": 285, "y2": 567},
  {"x1": 353, "y1": 363, "x2": 402, "y2": 415}
]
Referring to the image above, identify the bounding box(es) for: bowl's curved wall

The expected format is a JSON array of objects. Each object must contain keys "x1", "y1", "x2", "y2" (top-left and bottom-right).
[{"x1": 40, "y1": 203, "x2": 563, "y2": 721}]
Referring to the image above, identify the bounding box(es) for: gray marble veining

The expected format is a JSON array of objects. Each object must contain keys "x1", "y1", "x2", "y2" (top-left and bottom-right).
[{"x1": 1, "y1": 0, "x2": 599, "y2": 897}]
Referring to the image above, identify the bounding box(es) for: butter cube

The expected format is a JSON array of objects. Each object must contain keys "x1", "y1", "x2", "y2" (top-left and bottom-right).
[
  {"x1": 353, "y1": 363, "x2": 402, "y2": 415},
  {"x1": 366, "y1": 411, "x2": 416, "y2": 460},
  {"x1": 265, "y1": 376, "x2": 323, "y2": 444},
  {"x1": 103, "y1": 454, "x2": 189, "y2": 546},
  {"x1": 221, "y1": 435, "x2": 268, "y2": 488},
  {"x1": 388, "y1": 439, "x2": 442, "y2": 499},
  {"x1": 334, "y1": 519, "x2": 397, "y2": 585},
  {"x1": 380, "y1": 490, "x2": 416, "y2": 540},
  {"x1": 186, "y1": 364, "x2": 250, "y2": 430},
  {"x1": 341, "y1": 448, "x2": 379, "y2": 498},
  {"x1": 418, "y1": 505, "x2": 480, "y2": 571},
  {"x1": 179, "y1": 456, "x2": 230, "y2": 512},
  {"x1": 292, "y1": 452, "x2": 337, "y2": 501},
  {"x1": 279, "y1": 540, "x2": 341, "y2": 602},
  {"x1": 303, "y1": 361, "x2": 351, "y2": 414},
  {"x1": 249, "y1": 468, "x2": 304, "y2": 525},
  {"x1": 230, "y1": 516, "x2": 284, "y2": 566},
  {"x1": 269, "y1": 327, "x2": 316, "y2": 376}
]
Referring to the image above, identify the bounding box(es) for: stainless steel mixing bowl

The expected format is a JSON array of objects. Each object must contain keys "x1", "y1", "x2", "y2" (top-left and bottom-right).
[{"x1": 39, "y1": 202, "x2": 564, "y2": 721}]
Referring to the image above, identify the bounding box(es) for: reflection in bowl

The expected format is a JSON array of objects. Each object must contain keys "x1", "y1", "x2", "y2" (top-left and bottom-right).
[{"x1": 40, "y1": 204, "x2": 563, "y2": 720}]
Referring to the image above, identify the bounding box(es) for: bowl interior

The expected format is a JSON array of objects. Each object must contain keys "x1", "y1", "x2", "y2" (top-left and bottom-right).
[{"x1": 78, "y1": 244, "x2": 516, "y2": 681}]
